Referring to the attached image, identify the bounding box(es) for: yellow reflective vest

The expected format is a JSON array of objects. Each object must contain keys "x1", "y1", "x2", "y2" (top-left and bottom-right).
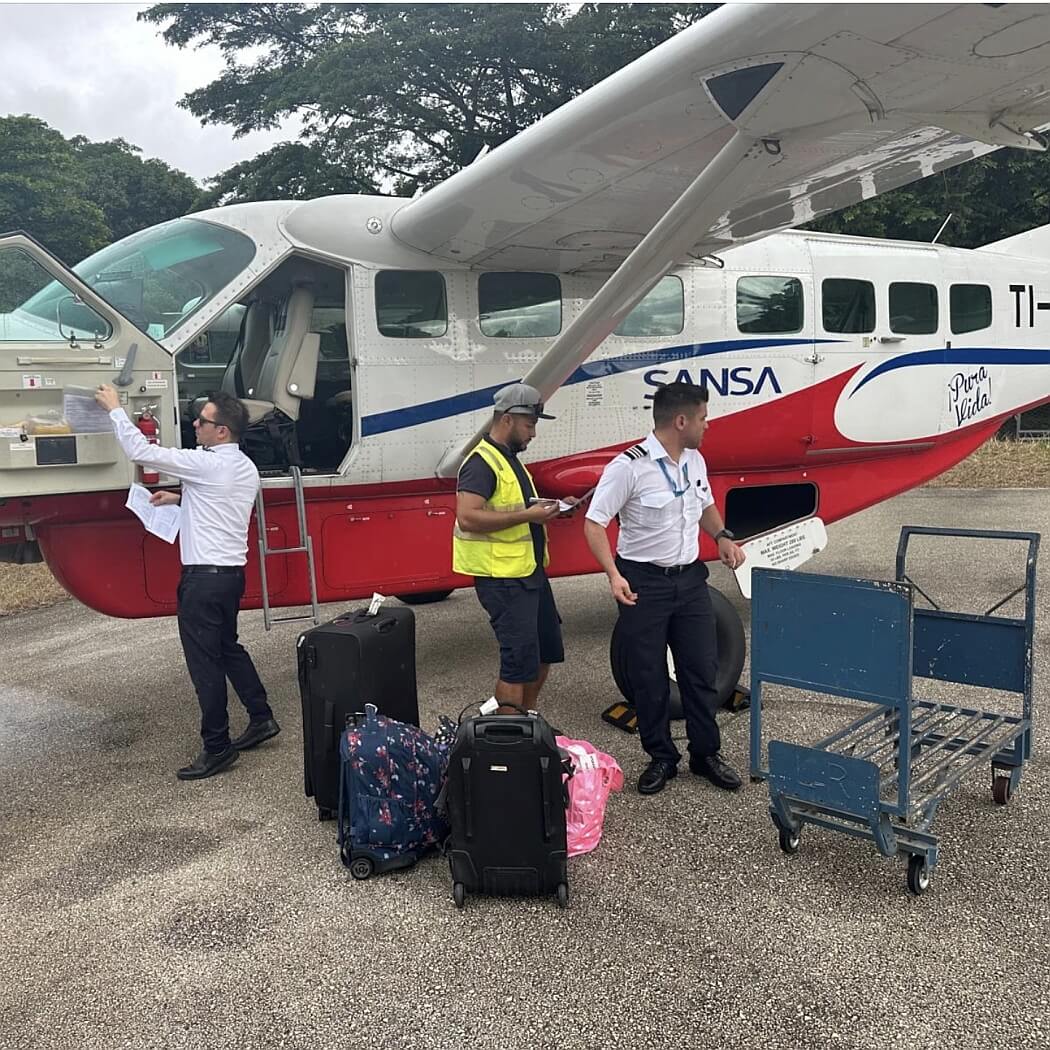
[{"x1": 452, "y1": 440, "x2": 549, "y2": 578}]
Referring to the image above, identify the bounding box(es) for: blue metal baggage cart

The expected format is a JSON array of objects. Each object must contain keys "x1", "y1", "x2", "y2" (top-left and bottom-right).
[{"x1": 749, "y1": 527, "x2": 1039, "y2": 895}]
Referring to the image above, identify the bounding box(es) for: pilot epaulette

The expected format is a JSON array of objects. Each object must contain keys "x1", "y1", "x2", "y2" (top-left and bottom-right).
[{"x1": 621, "y1": 444, "x2": 648, "y2": 461}]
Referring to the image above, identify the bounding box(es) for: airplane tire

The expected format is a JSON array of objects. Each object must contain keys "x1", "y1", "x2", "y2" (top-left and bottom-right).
[
  {"x1": 610, "y1": 585, "x2": 746, "y2": 718},
  {"x1": 395, "y1": 589, "x2": 454, "y2": 606}
]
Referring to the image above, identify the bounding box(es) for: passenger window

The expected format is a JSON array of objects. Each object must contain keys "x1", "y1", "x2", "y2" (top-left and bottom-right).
[
  {"x1": 822, "y1": 278, "x2": 875, "y2": 333},
  {"x1": 736, "y1": 276, "x2": 803, "y2": 334},
  {"x1": 890, "y1": 282, "x2": 938, "y2": 335},
  {"x1": 950, "y1": 284, "x2": 992, "y2": 334},
  {"x1": 0, "y1": 247, "x2": 111, "y2": 342},
  {"x1": 375, "y1": 270, "x2": 447, "y2": 337},
  {"x1": 615, "y1": 276, "x2": 684, "y2": 337},
  {"x1": 479, "y1": 272, "x2": 561, "y2": 337}
]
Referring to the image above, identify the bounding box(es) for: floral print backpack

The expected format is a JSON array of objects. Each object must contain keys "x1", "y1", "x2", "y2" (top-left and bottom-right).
[{"x1": 337, "y1": 704, "x2": 448, "y2": 878}]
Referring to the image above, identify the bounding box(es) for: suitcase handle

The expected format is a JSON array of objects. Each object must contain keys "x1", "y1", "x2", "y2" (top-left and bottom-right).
[
  {"x1": 539, "y1": 756, "x2": 552, "y2": 843},
  {"x1": 475, "y1": 720, "x2": 532, "y2": 742},
  {"x1": 323, "y1": 699, "x2": 336, "y2": 753},
  {"x1": 461, "y1": 756, "x2": 473, "y2": 840}
]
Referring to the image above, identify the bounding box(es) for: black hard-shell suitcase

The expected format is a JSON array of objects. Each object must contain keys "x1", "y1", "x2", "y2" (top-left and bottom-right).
[
  {"x1": 444, "y1": 709, "x2": 570, "y2": 908},
  {"x1": 297, "y1": 607, "x2": 419, "y2": 820}
]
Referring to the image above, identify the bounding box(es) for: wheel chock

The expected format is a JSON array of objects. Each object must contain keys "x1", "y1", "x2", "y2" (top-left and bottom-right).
[
  {"x1": 724, "y1": 685, "x2": 751, "y2": 713},
  {"x1": 601, "y1": 701, "x2": 638, "y2": 733}
]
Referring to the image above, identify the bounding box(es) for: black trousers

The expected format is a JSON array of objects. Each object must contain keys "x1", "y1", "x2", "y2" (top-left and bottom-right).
[
  {"x1": 177, "y1": 567, "x2": 272, "y2": 753},
  {"x1": 614, "y1": 556, "x2": 720, "y2": 766}
]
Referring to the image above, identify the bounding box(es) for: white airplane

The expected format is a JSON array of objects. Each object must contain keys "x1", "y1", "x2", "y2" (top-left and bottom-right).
[{"x1": 2, "y1": 3, "x2": 1050, "y2": 707}]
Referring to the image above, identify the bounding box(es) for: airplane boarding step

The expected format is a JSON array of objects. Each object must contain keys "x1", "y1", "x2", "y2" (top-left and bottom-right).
[{"x1": 254, "y1": 465, "x2": 321, "y2": 630}]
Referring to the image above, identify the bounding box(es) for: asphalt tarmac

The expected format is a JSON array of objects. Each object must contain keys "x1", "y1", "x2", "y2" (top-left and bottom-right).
[{"x1": 1, "y1": 488, "x2": 1048, "y2": 1050}]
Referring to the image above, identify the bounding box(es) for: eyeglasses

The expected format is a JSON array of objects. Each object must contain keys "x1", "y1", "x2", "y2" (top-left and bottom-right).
[{"x1": 196, "y1": 415, "x2": 224, "y2": 428}]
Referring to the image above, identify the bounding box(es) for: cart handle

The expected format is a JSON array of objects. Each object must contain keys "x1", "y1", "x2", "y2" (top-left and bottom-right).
[{"x1": 895, "y1": 526, "x2": 1040, "y2": 617}]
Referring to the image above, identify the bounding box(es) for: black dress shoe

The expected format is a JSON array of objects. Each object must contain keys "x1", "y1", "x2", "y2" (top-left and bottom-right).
[
  {"x1": 232, "y1": 717, "x2": 281, "y2": 751},
  {"x1": 638, "y1": 759, "x2": 678, "y2": 796},
  {"x1": 176, "y1": 746, "x2": 238, "y2": 781},
  {"x1": 689, "y1": 752, "x2": 743, "y2": 791}
]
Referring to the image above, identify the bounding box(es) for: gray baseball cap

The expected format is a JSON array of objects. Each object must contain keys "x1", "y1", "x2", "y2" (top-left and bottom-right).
[{"x1": 493, "y1": 382, "x2": 555, "y2": 419}]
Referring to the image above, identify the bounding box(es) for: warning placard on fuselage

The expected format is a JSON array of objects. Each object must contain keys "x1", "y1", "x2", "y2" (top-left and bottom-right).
[{"x1": 733, "y1": 517, "x2": 828, "y2": 600}]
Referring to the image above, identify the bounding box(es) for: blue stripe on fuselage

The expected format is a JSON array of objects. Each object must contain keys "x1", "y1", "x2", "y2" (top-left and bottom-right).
[
  {"x1": 360, "y1": 337, "x2": 835, "y2": 437},
  {"x1": 850, "y1": 346, "x2": 1050, "y2": 397}
]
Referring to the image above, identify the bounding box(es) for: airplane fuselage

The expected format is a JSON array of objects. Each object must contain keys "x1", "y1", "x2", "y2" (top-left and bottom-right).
[{"x1": 1, "y1": 199, "x2": 1047, "y2": 616}]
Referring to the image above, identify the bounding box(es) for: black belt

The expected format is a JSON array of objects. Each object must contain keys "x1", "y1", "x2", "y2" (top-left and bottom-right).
[
  {"x1": 618, "y1": 557, "x2": 697, "y2": 576},
  {"x1": 182, "y1": 564, "x2": 243, "y2": 574}
]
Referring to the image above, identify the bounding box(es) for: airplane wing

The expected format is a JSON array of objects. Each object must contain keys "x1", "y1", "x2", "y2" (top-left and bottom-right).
[
  {"x1": 393, "y1": 3, "x2": 1050, "y2": 272},
  {"x1": 389, "y1": 3, "x2": 1050, "y2": 476}
]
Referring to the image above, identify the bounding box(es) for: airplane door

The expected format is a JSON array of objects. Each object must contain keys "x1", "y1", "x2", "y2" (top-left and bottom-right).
[
  {"x1": 0, "y1": 233, "x2": 175, "y2": 498},
  {"x1": 808, "y1": 238, "x2": 943, "y2": 447}
]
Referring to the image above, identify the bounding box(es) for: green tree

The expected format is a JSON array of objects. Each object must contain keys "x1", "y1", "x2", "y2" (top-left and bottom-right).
[
  {"x1": 807, "y1": 147, "x2": 1050, "y2": 248},
  {"x1": 141, "y1": 2, "x2": 715, "y2": 203},
  {"x1": 72, "y1": 137, "x2": 200, "y2": 242},
  {"x1": 0, "y1": 115, "x2": 109, "y2": 264},
  {"x1": 0, "y1": 115, "x2": 201, "y2": 267}
]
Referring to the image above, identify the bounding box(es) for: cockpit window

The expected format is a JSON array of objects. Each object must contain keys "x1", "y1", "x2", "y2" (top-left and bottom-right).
[{"x1": 16, "y1": 218, "x2": 256, "y2": 341}]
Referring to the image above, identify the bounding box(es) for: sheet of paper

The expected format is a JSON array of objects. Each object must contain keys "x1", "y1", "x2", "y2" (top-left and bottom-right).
[
  {"x1": 63, "y1": 385, "x2": 113, "y2": 433},
  {"x1": 125, "y1": 483, "x2": 181, "y2": 544},
  {"x1": 732, "y1": 517, "x2": 828, "y2": 600},
  {"x1": 529, "y1": 497, "x2": 578, "y2": 513}
]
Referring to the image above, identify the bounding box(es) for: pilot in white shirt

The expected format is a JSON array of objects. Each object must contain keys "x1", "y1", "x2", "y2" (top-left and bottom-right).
[
  {"x1": 584, "y1": 381, "x2": 746, "y2": 797},
  {"x1": 96, "y1": 384, "x2": 280, "y2": 782}
]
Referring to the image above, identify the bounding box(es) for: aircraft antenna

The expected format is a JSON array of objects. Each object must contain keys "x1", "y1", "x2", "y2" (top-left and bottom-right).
[{"x1": 932, "y1": 213, "x2": 953, "y2": 244}]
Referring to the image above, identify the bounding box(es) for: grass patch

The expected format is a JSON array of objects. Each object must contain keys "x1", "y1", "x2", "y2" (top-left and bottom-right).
[
  {"x1": 925, "y1": 438, "x2": 1050, "y2": 488},
  {"x1": 0, "y1": 562, "x2": 70, "y2": 618}
]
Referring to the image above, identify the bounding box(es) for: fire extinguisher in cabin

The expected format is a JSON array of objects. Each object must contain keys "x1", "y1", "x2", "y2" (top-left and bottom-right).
[{"x1": 135, "y1": 408, "x2": 159, "y2": 485}]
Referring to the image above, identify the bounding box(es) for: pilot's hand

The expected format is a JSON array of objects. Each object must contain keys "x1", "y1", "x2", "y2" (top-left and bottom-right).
[
  {"x1": 526, "y1": 501, "x2": 561, "y2": 522},
  {"x1": 95, "y1": 383, "x2": 120, "y2": 412},
  {"x1": 609, "y1": 572, "x2": 638, "y2": 606},
  {"x1": 149, "y1": 491, "x2": 180, "y2": 507},
  {"x1": 718, "y1": 537, "x2": 746, "y2": 570}
]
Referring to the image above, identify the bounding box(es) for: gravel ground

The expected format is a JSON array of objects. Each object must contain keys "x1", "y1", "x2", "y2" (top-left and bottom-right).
[{"x1": 1, "y1": 488, "x2": 1048, "y2": 1050}]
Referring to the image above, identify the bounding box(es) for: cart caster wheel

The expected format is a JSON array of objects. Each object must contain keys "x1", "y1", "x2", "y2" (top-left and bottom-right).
[
  {"x1": 453, "y1": 882, "x2": 466, "y2": 908},
  {"x1": 992, "y1": 775, "x2": 1012, "y2": 806},
  {"x1": 906, "y1": 855, "x2": 931, "y2": 896},
  {"x1": 556, "y1": 883, "x2": 569, "y2": 909},
  {"x1": 349, "y1": 856, "x2": 374, "y2": 881},
  {"x1": 777, "y1": 826, "x2": 801, "y2": 855}
]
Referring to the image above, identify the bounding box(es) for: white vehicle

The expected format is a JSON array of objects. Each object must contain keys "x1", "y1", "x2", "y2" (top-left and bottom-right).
[{"x1": 2, "y1": 3, "x2": 1049, "y2": 704}]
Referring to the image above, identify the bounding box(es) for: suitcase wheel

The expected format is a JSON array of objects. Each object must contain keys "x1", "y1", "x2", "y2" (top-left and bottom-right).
[
  {"x1": 453, "y1": 882, "x2": 466, "y2": 908},
  {"x1": 556, "y1": 883, "x2": 569, "y2": 909},
  {"x1": 318, "y1": 806, "x2": 336, "y2": 822},
  {"x1": 349, "y1": 856, "x2": 375, "y2": 881}
]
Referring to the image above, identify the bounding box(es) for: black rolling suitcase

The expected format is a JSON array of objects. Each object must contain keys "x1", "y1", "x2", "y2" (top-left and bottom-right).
[
  {"x1": 298, "y1": 606, "x2": 419, "y2": 820},
  {"x1": 444, "y1": 707, "x2": 570, "y2": 908}
]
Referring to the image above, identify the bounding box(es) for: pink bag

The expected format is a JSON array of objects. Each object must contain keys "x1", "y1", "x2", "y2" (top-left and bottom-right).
[{"x1": 557, "y1": 736, "x2": 624, "y2": 857}]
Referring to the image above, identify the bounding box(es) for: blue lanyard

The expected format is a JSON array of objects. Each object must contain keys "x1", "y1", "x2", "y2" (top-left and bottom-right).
[{"x1": 657, "y1": 458, "x2": 690, "y2": 498}]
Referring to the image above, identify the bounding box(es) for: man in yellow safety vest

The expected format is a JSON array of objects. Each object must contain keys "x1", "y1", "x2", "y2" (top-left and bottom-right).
[{"x1": 453, "y1": 383, "x2": 573, "y2": 712}]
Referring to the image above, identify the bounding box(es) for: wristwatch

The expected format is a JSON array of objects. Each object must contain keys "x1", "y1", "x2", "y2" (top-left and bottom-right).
[{"x1": 714, "y1": 528, "x2": 736, "y2": 542}]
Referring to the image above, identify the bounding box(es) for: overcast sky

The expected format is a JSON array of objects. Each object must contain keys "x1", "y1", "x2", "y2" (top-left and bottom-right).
[{"x1": 0, "y1": 3, "x2": 296, "y2": 183}]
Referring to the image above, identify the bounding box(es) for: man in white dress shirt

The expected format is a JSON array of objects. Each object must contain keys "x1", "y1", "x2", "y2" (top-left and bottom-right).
[
  {"x1": 584, "y1": 381, "x2": 746, "y2": 796},
  {"x1": 95, "y1": 385, "x2": 279, "y2": 780}
]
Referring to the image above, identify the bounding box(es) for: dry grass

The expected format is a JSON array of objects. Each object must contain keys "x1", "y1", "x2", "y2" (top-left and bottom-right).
[
  {"x1": 0, "y1": 440, "x2": 1045, "y2": 618},
  {"x1": 0, "y1": 562, "x2": 70, "y2": 618},
  {"x1": 925, "y1": 438, "x2": 1050, "y2": 488}
]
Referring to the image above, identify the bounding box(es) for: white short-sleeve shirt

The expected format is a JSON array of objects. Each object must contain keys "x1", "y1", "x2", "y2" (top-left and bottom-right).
[{"x1": 585, "y1": 432, "x2": 714, "y2": 567}]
